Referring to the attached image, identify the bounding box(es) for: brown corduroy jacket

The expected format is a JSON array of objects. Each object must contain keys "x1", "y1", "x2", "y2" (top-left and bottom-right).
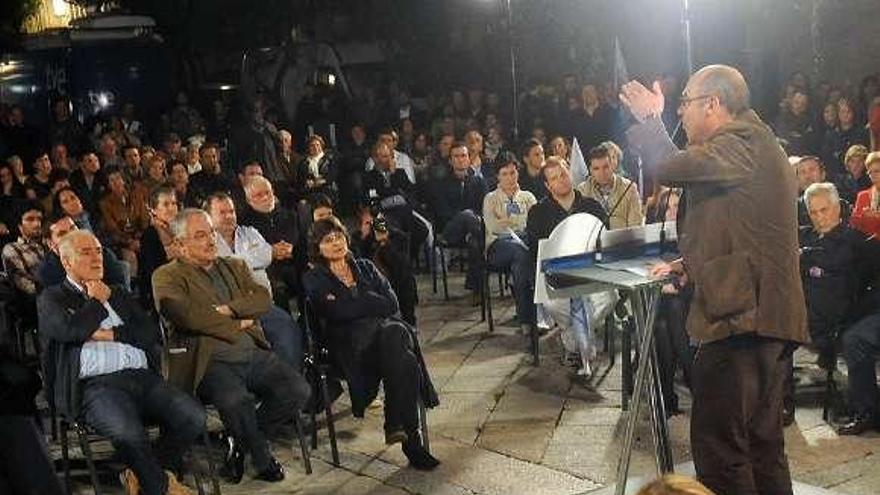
[
  {"x1": 153, "y1": 256, "x2": 271, "y2": 394},
  {"x1": 627, "y1": 110, "x2": 809, "y2": 345}
]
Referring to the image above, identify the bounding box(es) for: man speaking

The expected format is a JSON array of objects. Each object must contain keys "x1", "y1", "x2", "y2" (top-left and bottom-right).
[{"x1": 620, "y1": 65, "x2": 808, "y2": 495}]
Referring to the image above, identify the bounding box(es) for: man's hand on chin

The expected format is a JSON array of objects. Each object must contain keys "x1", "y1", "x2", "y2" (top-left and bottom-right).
[{"x1": 84, "y1": 279, "x2": 111, "y2": 303}]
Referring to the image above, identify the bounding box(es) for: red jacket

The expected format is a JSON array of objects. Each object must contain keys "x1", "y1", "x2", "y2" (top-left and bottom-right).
[{"x1": 850, "y1": 188, "x2": 880, "y2": 238}]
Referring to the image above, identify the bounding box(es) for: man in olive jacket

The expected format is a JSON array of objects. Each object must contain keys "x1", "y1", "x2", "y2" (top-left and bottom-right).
[
  {"x1": 153, "y1": 208, "x2": 310, "y2": 483},
  {"x1": 621, "y1": 65, "x2": 808, "y2": 495}
]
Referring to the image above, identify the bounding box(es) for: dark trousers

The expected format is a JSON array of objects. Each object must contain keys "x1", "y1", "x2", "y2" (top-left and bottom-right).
[
  {"x1": 337, "y1": 319, "x2": 421, "y2": 434},
  {"x1": 487, "y1": 238, "x2": 535, "y2": 325},
  {"x1": 197, "y1": 350, "x2": 310, "y2": 471},
  {"x1": 0, "y1": 415, "x2": 65, "y2": 495},
  {"x1": 80, "y1": 369, "x2": 206, "y2": 495},
  {"x1": 654, "y1": 294, "x2": 693, "y2": 412},
  {"x1": 259, "y1": 304, "x2": 304, "y2": 370},
  {"x1": 441, "y1": 210, "x2": 483, "y2": 291},
  {"x1": 842, "y1": 312, "x2": 880, "y2": 416},
  {"x1": 691, "y1": 334, "x2": 793, "y2": 495}
]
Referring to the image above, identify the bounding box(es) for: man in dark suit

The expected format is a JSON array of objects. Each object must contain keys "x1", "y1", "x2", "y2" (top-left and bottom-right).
[
  {"x1": 153, "y1": 208, "x2": 310, "y2": 484},
  {"x1": 38, "y1": 230, "x2": 204, "y2": 495},
  {"x1": 68, "y1": 151, "x2": 106, "y2": 223},
  {"x1": 425, "y1": 142, "x2": 487, "y2": 298}
]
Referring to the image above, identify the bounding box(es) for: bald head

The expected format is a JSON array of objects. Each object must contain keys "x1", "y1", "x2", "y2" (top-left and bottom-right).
[{"x1": 689, "y1": 64, "x2": 750, "y2": 116}]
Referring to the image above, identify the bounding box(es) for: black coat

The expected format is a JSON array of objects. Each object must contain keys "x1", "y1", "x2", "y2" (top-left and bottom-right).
[
  {"x1": 302, "y1": 258, "x2": 438, "y2": 417},
  {"x1": 37, "y1": 282, "x2": 161, "y2": 418},
  {"x1": 799, "y1": 224, "x2": 880, "y2": 336},
  {"x1": 425, "y1": 171, "x2": 486, "y2": 229},
  {"x1": 525, "y1": 190, "x2": 607, "y2": 259},
  {"x1": 240, "y1": 205, "x2": 304, "y2": 296}
]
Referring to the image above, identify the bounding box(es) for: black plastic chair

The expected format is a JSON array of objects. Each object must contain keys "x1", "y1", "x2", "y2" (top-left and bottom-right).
[{"x1": 301, "y1": 298, "x2": 431, "y2": 459}]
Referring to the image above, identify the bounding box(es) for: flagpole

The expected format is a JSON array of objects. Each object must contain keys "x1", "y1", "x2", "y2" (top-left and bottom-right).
[
  {"x1": 506, "y1": 0, "x2": 519, "y2": 140},
  {"x1": 683, "y1": 0, "x2": 694, "y2": 75}
]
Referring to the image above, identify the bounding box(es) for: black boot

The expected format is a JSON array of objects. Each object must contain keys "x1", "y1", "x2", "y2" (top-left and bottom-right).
[{"x1": 402, "y1": 433, "x2": 440, "y2": 471}]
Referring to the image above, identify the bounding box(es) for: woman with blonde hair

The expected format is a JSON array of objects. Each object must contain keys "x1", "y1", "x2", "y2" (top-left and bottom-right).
[{"x1": 636, "y1": 474, "x2": 715, "y2": 495}]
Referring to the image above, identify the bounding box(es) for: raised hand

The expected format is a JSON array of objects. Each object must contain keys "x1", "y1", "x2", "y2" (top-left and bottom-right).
[{"x1": 620, "y1": 80, "x2": 665, "y2": 123}]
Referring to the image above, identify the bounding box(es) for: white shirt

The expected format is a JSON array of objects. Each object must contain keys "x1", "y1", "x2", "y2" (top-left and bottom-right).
[
  {"x1": 69, "y1": 277, "x2": 148, "y2": 378},
  {"x1": 214, "y1": 225, "x2": 273, "y2": 295}
]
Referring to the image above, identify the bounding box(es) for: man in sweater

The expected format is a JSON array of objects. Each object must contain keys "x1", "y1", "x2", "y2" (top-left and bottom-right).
[{"x1": 483, "y1": 152, "x2": 537, "y2": 334}]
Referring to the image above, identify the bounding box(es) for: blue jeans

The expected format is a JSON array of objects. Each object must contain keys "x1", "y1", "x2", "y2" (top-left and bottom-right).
[
  {"x1": 487, "y1": 238, "x2": 535, "y2": 325},
  {"x1": 259, "y1": 305, "x2": 304, "y2": 370},
  {"x1": 441, "y1": 210, "x2": 483, "y2": 291},
  {"x1": 80, "y1": 369, "x2": 206, "y2": 495},
  {"x1": 843, "y1": 312, "x2": 880, "y2": 415}
]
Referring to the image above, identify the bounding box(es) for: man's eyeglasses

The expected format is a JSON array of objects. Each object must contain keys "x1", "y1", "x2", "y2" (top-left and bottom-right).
[{"x1": 679, "y1": 94, "x2": 714, "y2": 110}]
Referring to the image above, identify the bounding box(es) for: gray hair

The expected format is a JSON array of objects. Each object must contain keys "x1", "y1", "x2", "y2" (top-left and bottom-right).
[
  {"x1": 803, "y1": 182, "x2": 840, "y2": 208},
  {"x1": 693, "y1": 64, "x2": 751, "y2": 115},
  {"x1": 169, "y1": 208, "x2": 210, "y2": 240},
  {"x1": 244, "y1": 175, "x2": 272, "y2": 196},
  {"x1": 58, "y1": 230, "x2": 98, "y2": 262}
]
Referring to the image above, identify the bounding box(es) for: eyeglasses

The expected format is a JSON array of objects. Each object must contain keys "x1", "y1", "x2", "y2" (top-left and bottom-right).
[{"x1": 679, "y1": 94, "x2": 714, "y2": 110}]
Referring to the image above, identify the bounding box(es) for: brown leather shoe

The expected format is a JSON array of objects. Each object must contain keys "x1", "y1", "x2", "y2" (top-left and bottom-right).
[
  {"x1": 165, "y1": 471, "x2": 194, "y2": 495},
  {"x1": 119, "y1": 468, "x2": 140, "y2": 495}
]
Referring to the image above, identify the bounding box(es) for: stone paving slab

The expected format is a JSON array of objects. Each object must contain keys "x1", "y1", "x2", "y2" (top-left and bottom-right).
[{"x1": 61, "y1": 273, "x2": 880, "y2": 494}]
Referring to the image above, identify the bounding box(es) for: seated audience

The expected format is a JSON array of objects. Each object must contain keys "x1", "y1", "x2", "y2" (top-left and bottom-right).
[
  {"x1": 794, "y1": 156, "x2": 828, "y2": 226},
  {"x1": 100, "y1": 168, "x2": 149, "y2": 273},
  {"x1": 69, "y1": 150, "x2": 107, "y2": 223},
  {"x1": 576, "y1": 144, "x2": 644, "y2": 229},
  {"x1": 133, "y1": 154, "x2": 168, "y2": 207},
  {"x1": 363, "y1": 142, "x2": 429, "y2": 257},
  {"x1": 519, "y1": 138, "x2": 547, "y2": 200},
  {"x1": 303, "y1": 217, "x2": 439, "y2": 470},
  {"x1": 296, "y1": 134, "x2": 338, "y2": 202},
  {"x1": 836, "y1": 144, "x2": 871, "y2": 203},
  {"x1": 189, "y1": 142, "x2": 233, "y2": 207},
  {"x1": 526, "y1": 157, "x2": 607, "y2": 374},
  {"x1": 37, "y1": 214, "x2": 129, "y2": 289},
  {"x1": 206, "y1": 192, "x2": 303, "y2": 368},
  {"x1": 38, "y1": 230, "x2": 205, "y2": 495},
  {"x1": 240, "y1": 175, "x2": 303, "y2": 309},
  {"x1": 311, "y1": 193, "x2": 335, "y2": 222},
  {"x1": 365, "y1": 127, "x2": 417, "y2": 184},
  {"x1": 1, "y1": 202, "x2": 46, "y2": 323},
  {"x1": 24, "y1": 152, "x2": 56, "y2": 202},
  {"x1": 350, "y1": 206, "x2": 418, "y2": 326},
  {"x1": 168, "y1": 159, "x2": 198, "y2": 208},
  {"x1": 153, "y1": 209, "x2": 310, "y2": 484},
  {"x1": 482, "y1": 152, "x2": 537, "y2": 334},
  {"x1": 425, "y1": 142, "x2": 487, "y2": 300},
  {"x1": 138, "y1": 185, "x2": 181, "y2": 309},
  {"x1": 850, "y1": 151, "x2": 880, "y2": 237}
]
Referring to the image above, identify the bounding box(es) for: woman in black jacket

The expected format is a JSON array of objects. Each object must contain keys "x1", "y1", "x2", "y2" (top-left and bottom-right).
[
  {"x1": 137, "y1": 184, "x2": 179, "y2": 309},
  {"x1": 302, "y1": 217, "x2": 438, "y2": 470}
]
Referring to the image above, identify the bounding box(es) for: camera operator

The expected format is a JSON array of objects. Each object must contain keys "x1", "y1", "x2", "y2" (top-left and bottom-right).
[
  {"x1": 350, "y1": 205, "x2": 418, "y2": 326},
  {"x1": 363, "y1": 142, "x2": 429, "y2": 259}
]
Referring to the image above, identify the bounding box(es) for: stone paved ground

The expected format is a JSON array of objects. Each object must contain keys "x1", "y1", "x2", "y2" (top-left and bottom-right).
[{"x1": 63, "y1": 273, "x2": 880, "y2": 494}]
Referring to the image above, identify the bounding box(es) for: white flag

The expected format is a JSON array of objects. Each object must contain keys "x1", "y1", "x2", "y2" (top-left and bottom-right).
[{"x1": 570, "y1": 136, "x2": 588, "y2": 186}]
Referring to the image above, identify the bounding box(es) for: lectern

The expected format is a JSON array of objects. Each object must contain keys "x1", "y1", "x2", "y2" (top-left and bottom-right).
[{"x1": 536, "y1": 214, "x2": 677, "y2": 494}]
